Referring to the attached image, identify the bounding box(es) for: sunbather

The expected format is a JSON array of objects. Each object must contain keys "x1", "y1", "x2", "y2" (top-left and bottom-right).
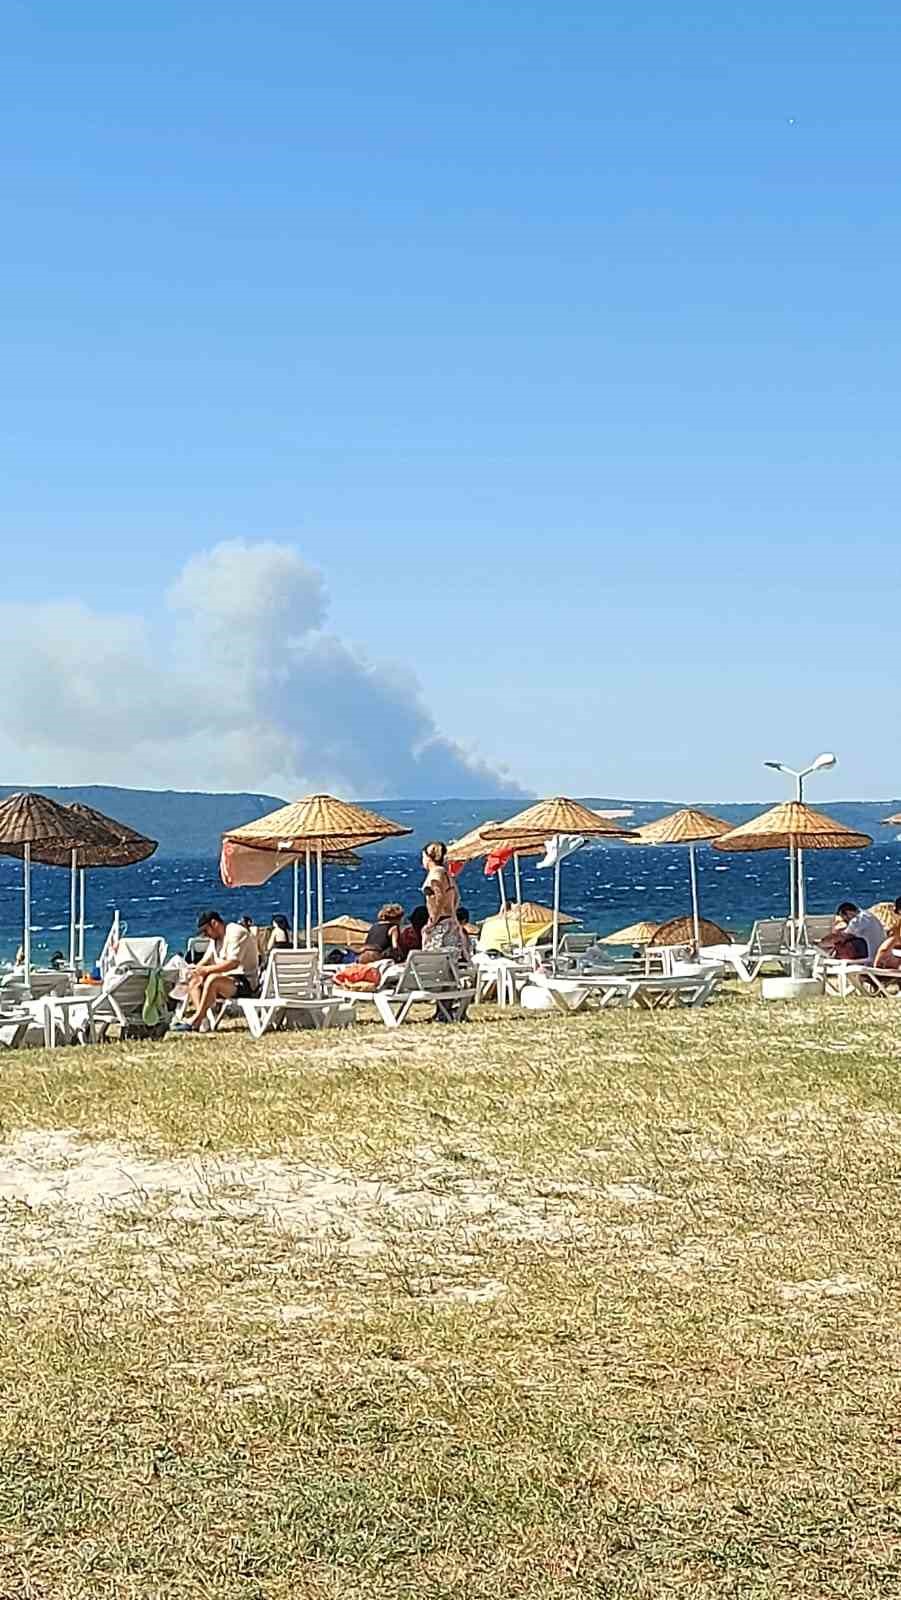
[
  {"x1": 359, "y1": 904, "x2": 405, "y2": 965},
  {"x1": 875, "y1": 896, "x2": 901, "y2": 970},
  {"x1": 421, "y1": 842, "x2": 468, "y2": 961},
  {"x1": 174, "y1": 910, "x2": 260, "y2": 1033},
  {"x1": 398, "y1": 905, "x2": 428, "y2": 955}
]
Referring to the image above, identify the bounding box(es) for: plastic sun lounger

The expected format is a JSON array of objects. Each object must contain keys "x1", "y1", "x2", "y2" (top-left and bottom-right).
[
  {"x1": 538, "y1": 968, "x2": 721, "y2": 1014},
  {"x1": 350, "y1": 951, "x2": 475, "y2": 1028},
  {"x1": 818, "y1": 959, "x2": 901, "y2": 999},
  {"x1": 238, "y1": 950, "x2": 354, "y2": 1037}
]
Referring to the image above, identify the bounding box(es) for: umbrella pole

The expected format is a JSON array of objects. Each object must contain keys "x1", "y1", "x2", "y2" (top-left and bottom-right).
[
  {"x1": 513, "y1": 853, "x2": 523, "y2": 949},
  {"x1": 316, "y1": 845, "x2": 325, "y2": 965},
  {"x1": 292, "y1": 859, "x2": 299, "y2": 947},
  {"x1": 788, "y1": 842, "x2": 797, "y2": 941},
  {"x1": 498, "y1": 866, "x2": 507, "y2": 912},
  {"x1": 305, "y1": 848, "x2": 312, "y2": 949},
  {"x1": 552, "y1": 855, "x2": 561, "y2": 961},
  {"x1": 23, "y1": 843, "x2": 31, "y2": 990},
  {"x1": 69, "y1": 848, "x2": 78, "y2": 971},
  {"x1": 78, "y1": 868, "x2": 86, "y2": 966},
  {"x1": 689, "y1": 843, "x2": 701, "y2": 954},
  {"x1": 797, "y1": 845, "x2": 806, "y2": 931}
]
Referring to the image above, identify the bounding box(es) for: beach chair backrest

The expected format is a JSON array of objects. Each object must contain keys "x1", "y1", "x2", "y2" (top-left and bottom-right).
[
  {"x1": 95, "y1": 971, "x2": 152, "y2": 1024},
  {"x1": 558, "y1": 933, "x2": 597, "y2": 955},
  {"x1": 114, "y1": 936, "x2": 167, "y2": 970},
  {"x1": 747, "y1": 919, "x2": 787, "y2": 956},
  {"x1": 400, "y1": 951, "x2": 461, "y2": 994},
  {"x1": 270, "y1": 950, "x2": 320, "y2": 1001},
  {"x1": 20, "y1": 970, "x2": 74, "y2": 1000},
  {"x1": 800, "y1": 914, "x2": 833, "y2": 948}
]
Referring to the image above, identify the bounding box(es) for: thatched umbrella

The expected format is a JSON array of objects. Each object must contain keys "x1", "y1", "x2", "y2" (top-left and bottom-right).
[
  {"x1": 223, "y1": 795, "x2": 412, "y2": 960},
  {"x1": 651, "y1": 915, "x2": 733, "y2": 948},
  {"x1": 883, "y1": 812, "x2": 901, "y2": 827},
  {"x1": 713, "y1": 802, "x2": 872, "y2": 940},
  {"x1": 3, "y1": 800, "x2": 158, "y2": 968},
  {"x1": 447, "y1": 819, "x2": 546, "y2": 939},
  {"x1": 483, "y1": 798, "x2": 635, "y2": 958},
  {"x1": 599, "y1": 919, "x2": 661, "y2": 946},
  {"x1": 0, "y1": 793, "x2": 113, "y2": 986},
  {"x1": 869, "y1": 901, "x2": 898, "y2": 930},
  {"x1": 633, "y1": 807, "x2": 731, "y2": 953},
  {"x1": 312, "y1": 915, "x2": 370, "y2": 953}
]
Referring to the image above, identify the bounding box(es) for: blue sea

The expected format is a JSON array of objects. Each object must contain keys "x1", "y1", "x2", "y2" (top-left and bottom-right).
[{"x1": 3, "y1": 841, "x2": 901, "y2": 966}]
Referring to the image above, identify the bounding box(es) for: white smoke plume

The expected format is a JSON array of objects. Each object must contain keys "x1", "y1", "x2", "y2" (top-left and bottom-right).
[{"x1": 0, "y1": 541, "x2": 526, "y2": 800}]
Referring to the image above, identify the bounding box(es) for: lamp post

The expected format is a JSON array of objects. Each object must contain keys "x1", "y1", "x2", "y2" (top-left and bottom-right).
[{"x1": 763, "y1": 752, "x2": 837, "y2": 934}]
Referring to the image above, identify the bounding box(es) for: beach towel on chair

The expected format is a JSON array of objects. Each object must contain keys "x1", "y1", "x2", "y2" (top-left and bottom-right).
[{"x1": 142, "y1": 970, "x2": 168, "y2": 1026}]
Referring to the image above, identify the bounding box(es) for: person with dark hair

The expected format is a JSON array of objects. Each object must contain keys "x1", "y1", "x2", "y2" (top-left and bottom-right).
[
  {"x1": 173, "y1": 910, "x2": 260, "y2": 1032},
  {"x1": 822, "y1": 901, "x2": 884, "y2": 963},
  {"x1": 399, "y1": 904, "x2": 429, "y2": 956},
  {"x1": 359, "y1": 903, "x2": 405, "y2": 966},
  {"x1": 456, "y1": 906, "x2": 475, "y2": 961},
  {"x1": 270, "y1": 914, "x2": 292, "y2": 949}
]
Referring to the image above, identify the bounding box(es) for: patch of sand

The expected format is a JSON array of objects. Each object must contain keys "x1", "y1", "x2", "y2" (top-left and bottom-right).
[{"x1": 0, "y1": 1128, "x2": 579, "y2": 1262}]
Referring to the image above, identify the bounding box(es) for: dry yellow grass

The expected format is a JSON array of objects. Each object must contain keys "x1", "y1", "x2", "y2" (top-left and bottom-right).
[{"x1": 1, "y1": 997, "x2": 900, "y2": 1597}]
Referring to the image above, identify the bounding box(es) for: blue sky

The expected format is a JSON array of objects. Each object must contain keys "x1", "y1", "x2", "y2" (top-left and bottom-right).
[{"x1": 2, "y1": 0, "x2": 898, "y2": 801}]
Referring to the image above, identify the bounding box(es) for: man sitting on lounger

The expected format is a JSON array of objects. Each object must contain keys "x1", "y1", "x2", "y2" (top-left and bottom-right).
[
  {"x1": 821, "y1": 902, "x2": 885, "y2": 964},
  {"x1": 175, "y1": 910, "x2": 260, "y2": 1032}
]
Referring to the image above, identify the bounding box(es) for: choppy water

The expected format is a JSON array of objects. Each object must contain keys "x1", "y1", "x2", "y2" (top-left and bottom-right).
[{"x1": 3, "y1": 842, "x2": 901, "y2": 966}]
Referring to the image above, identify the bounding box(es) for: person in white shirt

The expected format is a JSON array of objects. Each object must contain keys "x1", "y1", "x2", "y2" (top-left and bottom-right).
[
  {"x1": 176, "y1": 910, "x2": 260, "y2": 1032},
  {"x1": 823, "y1": 902, "x2": 885, "y2": 964}
]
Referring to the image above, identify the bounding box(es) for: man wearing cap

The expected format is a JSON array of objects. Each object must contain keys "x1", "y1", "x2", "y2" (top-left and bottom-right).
[{"x1": 176, "y1": 910, "x2": 260, "y2": 1033}]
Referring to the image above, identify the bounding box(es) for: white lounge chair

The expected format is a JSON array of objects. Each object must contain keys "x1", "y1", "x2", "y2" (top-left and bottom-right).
[
  {"x1": 82, "y1": 968, "x2": 176, "y2": 1043},
  {"x1": 111, "y1": 936, "x2": 168, "y2": 970},
  {"x1": 352, "y1": 951, "x2": 475, "y2": 1028},
  {"x1": 239, "y1": 950, "x2": 353, "y2": 1037},
  {"x1": 536, "y1": 968, "x2": 720, "y2": 1014}
]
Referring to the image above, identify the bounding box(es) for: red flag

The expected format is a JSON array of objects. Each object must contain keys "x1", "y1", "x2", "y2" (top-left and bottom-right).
[{"x1": 484, "y1": 846, "x2": 514, "y2": 877}]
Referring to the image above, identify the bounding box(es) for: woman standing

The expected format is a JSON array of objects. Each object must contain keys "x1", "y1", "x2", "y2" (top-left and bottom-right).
[{"x1": 421, "y1": 842, "x2": 468, "y2": 961}]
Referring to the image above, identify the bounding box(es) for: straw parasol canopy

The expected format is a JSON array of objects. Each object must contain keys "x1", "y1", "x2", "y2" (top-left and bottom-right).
[
  {"x1": 869, "y1": 902, "x2": 898, "y2": 929},
  {"x1": 483, "y1": 797, "x2": 635, "y2": 841},
  {"x1": 0, "y1": 791, "x2": 109, "y2": 858},
  {"x1": 502, "y1": 901, "x2": 578, "y2": 926},
  {"x1": 634, "y1": 807, "x2": 731, "y2": 846},
  {"x1": 312, "y1": 915, "x2": 371, "y2": 951},
  {"x1": 2, "y1": 800, "x2": 157, "y2": 869},
  {"x1": 0, "y1": 792, "x2": 118, "y2": 983},
  {"x1": 712, "y1": 802, "x2": 872, "y2": 854},
  {"x1": 883, "y1": 812, "x2": 901, "y2": 826},
  {"x1": 223, "y1": 794, "x2": 412, "y2": 853},
  {"x1": 651, "y1": 915, "x2": 733, "y2": 948},
  {"x1": 447, "y1": 821, "x2": 545, "y2": 864},
  {"x1": 599, "y1": 920, "x2": 661, "y2": 946}
]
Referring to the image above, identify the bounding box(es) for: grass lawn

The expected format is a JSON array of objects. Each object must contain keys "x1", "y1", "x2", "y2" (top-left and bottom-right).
[{"x1": 1, "y1": 996, "x2": 900, "y2": 1597}]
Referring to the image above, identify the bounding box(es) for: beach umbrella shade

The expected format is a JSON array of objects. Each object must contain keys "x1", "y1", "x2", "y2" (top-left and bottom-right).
[
  {"x1": 222, "y1": 795, "x2": 412, "y2": 960},
  {"x1": 633, "y1": 807, "x2": 731, "y2": 953},
  {"x1": 0, "y1": 793, "x2": 113, "y2": 987},
  {"x1": 312, "y1": 915, "x2": 371, "y2": 953},
  {"x1": 713, "y1": 802, "x2": 872, "y2": 937},
  {"x1": 447, "y1": 819, "x2": 547, "y2": 933},
  {"x1": 2, "y1": 800, "x2": 158, "y2": 968},
  {"x1": 483, "y1": 798, "x2": 635, "y2": 958},
  {"x1": 883, "y1": 812, "x2": 901, "y2": 825},
  {"x1": 599, "y1": 920, "x2": 662, "y2": 946},
  {"x1": 868, "y1": 902, "x2": 897, "y2": 930},
  {"x1": 478, "y1": 902, "x2": 578, "y2": 954},
  {"x1": 650, "y1": 915, "x2": 733, "y2": 949}
]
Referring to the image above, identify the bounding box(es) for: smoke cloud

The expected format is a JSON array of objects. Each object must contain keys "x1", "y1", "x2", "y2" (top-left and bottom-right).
[{"x1": 0, "y1": 541, "x2": 526, "y2": 800}]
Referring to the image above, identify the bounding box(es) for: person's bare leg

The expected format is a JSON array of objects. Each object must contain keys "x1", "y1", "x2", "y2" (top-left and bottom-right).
[{"x1": 191, "y1": 974, "x2": 235, "y2": 1031}]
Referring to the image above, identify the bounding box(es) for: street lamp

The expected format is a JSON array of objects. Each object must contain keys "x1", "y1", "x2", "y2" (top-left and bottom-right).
[{"x1": 762, "y1": 753, "x2": 837, "y2": 931}]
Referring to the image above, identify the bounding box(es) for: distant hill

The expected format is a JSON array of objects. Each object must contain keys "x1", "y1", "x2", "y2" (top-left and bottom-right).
[{"x1": 1, "y1": 786, "x2": 898, "y2": 858}]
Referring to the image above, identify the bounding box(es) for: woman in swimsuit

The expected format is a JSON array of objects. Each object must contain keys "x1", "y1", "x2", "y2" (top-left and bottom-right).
[{"x1": 421, "y1": 841, "x2": 468, "y2": 960}]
